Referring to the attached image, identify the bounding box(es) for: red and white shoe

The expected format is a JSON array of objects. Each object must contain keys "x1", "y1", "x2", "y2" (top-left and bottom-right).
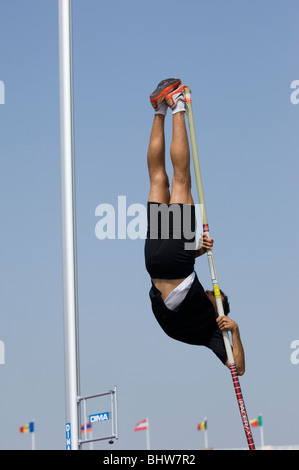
[
  {"x1": 150, "y1": 78, "x2": 181, "y2": 110},
  {"x1": 165, "y1": 84, "x2": 187, "y2": 110}
]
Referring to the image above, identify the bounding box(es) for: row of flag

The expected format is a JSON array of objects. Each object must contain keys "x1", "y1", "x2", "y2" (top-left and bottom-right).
[
  {"x1": 19, "y1": 415, "x2": 262, "y2": 434},
  {"x1": 18, "y1": 414, "x2": 264, "y2": 449}
]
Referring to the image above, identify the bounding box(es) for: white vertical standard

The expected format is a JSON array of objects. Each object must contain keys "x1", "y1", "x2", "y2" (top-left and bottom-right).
[{"x1": 58, "y1": 0, "x2": 80, "y2": 450}]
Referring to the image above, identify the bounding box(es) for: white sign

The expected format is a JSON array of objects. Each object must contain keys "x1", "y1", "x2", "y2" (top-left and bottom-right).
[
  {"x1": 89, "y1": 411, "x2": 110, "y2": 423},
  {"x1": 66, "y1": 423, "x2": 71, "y2": 450}
]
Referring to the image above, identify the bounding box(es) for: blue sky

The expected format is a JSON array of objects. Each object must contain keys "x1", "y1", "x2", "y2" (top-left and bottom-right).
[{"x1": 0, "y1": 0, "x2": 299, "y2": 450}]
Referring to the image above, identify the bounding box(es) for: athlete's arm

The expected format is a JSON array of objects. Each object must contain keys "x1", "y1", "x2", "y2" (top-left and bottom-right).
[{"x1": 217, "y1": 316, "x2": 246, "y2": 376}]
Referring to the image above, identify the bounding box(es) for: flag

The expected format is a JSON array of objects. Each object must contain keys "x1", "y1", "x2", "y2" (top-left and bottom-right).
[
  {"x1": 81, "y1": 423, "x2": 92, "y2": 434},
  {"x1": 250, "y1": 416, "x2": 263, "y2": 428},
  {"x1": 197, "y1": 420, "x2": 207, "y2": 431},
  {"x1": 19, "y1": 422, "x2": 34, "y2": 433},
  {"x1": 134, "y1": 419, "x2": 148, "y2": 431}
]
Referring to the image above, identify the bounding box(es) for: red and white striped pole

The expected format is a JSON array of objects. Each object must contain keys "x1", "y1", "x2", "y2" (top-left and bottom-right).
[
  {"x1": 185, "y1": 86, "x2": 255, "y2": 450},
  {"x1": 230, "y1": 364, "x2": 255, "y2": 450}
]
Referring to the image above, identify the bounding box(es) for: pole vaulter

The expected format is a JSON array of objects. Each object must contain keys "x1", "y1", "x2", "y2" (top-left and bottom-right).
[{"x1": 184, "y1": 86, "x2": 255, "y2": 450}]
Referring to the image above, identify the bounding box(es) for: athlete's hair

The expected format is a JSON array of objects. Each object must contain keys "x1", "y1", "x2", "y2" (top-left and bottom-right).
[{"x1": 220, "y1": 290, "x2": 230, "y2": 315}]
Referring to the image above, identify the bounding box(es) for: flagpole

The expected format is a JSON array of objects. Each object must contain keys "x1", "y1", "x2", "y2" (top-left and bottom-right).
[
  {"x1": 204, "y1": 417, "x2": 208, "y2": 449},
  {"x1": 146, "y1": 418, "x2": 150, "y2": 450},
  {"x1": 58, "y1": 0, "x2": 80, "y2": 450},
  {"x1": 259, "y1": 414, "x2": 264, "y2": 449},
  {"x1": 31, "y1": 429, "x2": 35, "y2": 451}
]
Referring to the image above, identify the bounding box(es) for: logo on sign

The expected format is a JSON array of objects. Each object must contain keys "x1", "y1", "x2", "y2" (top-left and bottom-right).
[
  {"x1": 89, "y1": 411, "x2": 110, "y2": 423},
  {"x1": 66, "y1": 423, "x2": 71, "y2": 450}
]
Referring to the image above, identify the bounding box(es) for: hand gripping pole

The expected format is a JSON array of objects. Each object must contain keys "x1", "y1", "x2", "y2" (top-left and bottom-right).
[{"x1": 184, "y1": 87, "x2": 255, "y2": 450}]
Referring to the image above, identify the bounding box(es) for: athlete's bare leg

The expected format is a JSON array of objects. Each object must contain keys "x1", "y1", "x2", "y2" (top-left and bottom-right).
[
  {"x1": 147, "y1": 114, "x2": 170, "y2": 204},
  {"x1": 169, "y1": 110, "x2": 194, "y2": 205}
]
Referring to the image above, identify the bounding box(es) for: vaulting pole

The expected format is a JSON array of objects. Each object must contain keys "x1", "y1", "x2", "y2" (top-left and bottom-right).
[
  {"x1": 185, "y1": 87, "x2": 255, "y2": 450},
  {"x1": 58, "y1": 0, "x2": 80, "y2": 450}
]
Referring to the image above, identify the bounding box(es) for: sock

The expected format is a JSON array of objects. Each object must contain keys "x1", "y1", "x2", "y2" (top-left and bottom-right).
[
  {"x1": 172, "y1": 98, "x2": 186, "y2": 114},
  {"x1": 155, "y1": 102, "x2": 168, "y2": 116}
]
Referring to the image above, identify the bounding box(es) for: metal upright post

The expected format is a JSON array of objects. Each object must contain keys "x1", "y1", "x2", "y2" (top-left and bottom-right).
[{"x1": 58, "y1": 0, "x2": 80, "y2": 450}]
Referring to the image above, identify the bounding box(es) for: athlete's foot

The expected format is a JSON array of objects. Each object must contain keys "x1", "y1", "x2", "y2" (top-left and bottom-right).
[
  {"x1": 150, "y1": 78, "x2": 181, "y2": 110},
  {"x1": 165, "y1": 84, "x2": 188, "y2": 112}
]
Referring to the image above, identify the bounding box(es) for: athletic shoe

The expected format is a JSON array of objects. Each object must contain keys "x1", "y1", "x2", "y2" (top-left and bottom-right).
[
  {"x1": 165, "y1": 84, "x2": 187, "y2": 109},
  {"x1": 150, "y1": 78, "x2": 181, "y2": 110}
]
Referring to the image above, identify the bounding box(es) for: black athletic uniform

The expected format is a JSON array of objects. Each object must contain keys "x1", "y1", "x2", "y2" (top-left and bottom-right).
[{"x1": 145, "y1": 202, "x2": 227, "y2": 364}]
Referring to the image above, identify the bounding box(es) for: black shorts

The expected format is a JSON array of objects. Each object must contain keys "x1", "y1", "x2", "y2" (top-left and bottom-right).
[{"x1": 144, "y1": 202, "x2": 197, "y2": 279}]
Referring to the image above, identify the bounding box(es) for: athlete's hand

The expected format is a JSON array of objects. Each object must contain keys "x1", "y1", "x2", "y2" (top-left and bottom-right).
[
  {"x1": 200, "y1": 233, "x2": 214, "y2": 251},
  {"x1": 195, "y1": 233, "x2": 214, "y2": 257},
  {"x1": 216, "y1": 316, "x2": 238, "y2": 333}
]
